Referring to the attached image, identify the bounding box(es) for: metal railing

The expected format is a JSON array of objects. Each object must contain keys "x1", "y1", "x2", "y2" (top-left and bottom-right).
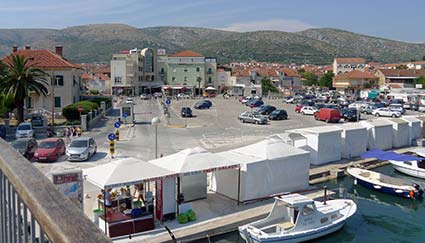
[{"x1": 0, "y1": 140, "x2": 111, "y2": 243}]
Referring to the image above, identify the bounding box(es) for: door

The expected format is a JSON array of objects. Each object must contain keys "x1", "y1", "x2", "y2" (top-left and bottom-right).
[{"x1": 180, "y1": 174, "x2": 207, "y2": 202}]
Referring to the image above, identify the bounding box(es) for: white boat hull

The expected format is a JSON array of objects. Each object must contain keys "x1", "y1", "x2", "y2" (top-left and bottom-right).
[
  {"x1": 240, "y1": 221, "x2": 345, "y2": 243},
  {"x1": 391, "y1": 162, "x2": 425, "y2": 179}
]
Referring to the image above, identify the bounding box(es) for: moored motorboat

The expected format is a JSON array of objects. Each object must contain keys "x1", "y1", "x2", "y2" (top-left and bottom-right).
[
  {"x1": 347, "y1": 167, "x2": 423, "y2": 199},
  {"x1": 390, "y1": 148, "x2": 425, "y2": 179},
  {"x1": 238, "y1": 193, "x2": 357, "y2": 243}
]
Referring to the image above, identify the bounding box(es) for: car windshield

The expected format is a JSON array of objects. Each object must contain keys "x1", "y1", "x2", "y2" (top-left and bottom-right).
[
  {"x1": 271, "y1": 110, "x2": 280, "y2": 115},
  {"x1": 70, "y1": 140, "x2": 88, "y2": 148},
  {"x1": 11, "y1": 140, "x2": 27, "y2": 149},
  {"x1": 39, "y1": 141, "x2": 56, "y2": 149},
  {"x1": 18, "y1": 124, "x2": 31, "y2": 130}
]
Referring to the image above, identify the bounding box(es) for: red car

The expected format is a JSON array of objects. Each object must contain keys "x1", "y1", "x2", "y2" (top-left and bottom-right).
[
  {"x1": 34, "y1": 138, "x2": 66, "y2": 162},
  {"x1": 295, "y1": 104, "x2": 303, "y2": 113}
]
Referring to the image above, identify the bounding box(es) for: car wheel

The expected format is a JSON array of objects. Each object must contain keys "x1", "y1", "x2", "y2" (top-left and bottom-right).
[
  {"x1": 302, "y1": 112, "x2": 305, "y2": 115},
  {"x1": 375, "y1": 113, "x2": 380, "y2": 117},
  {"x1": 255, "y1": 121, "x2": 259, "y2": 125},
  {"x1": 326, "y1": 119, "x2": 330, "y2": 123},
  {"x1": 94, "y1": 147, "x2": 97, "y2": 154},
  {"x1": 392, "y1": 114, "x2": 396, "y2": 118}
]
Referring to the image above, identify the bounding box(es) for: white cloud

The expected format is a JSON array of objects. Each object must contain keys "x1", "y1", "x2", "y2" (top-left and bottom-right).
[{"x1": 221, "y1": 18, "x2": 315, "y2": 32}]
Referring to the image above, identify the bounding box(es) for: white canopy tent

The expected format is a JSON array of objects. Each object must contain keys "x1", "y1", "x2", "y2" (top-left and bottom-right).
[
  {"x1": 148, "y1": 147, "x2": 240, "y2": 203},
  {"x1": 210, "y1": 139, "x2": 310, "y2": 202},
  {"x1": 83, "y1": 157, "x2": 174, "y2": 189}
]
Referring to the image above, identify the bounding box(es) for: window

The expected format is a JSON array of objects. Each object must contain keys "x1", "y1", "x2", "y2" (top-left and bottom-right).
[
  {"x1": 196, "y1": 67, "x2": 200, "y2": 72},
  {"x1": 404, "y1": 161, "x2": 412, "y2": 166},
  {"x1": 301, "y1": 204, "x2": 315, "y2": 216},
  {"x1": 184, "y1": 77, "x2": 188, "y2": 82},
  {"x1": 54, "y1": 97, "x2": 61, "y2": 108},
  {"x1": 54, "y1": 75, "x2": 64, "y2": 86},
  {"x1": 207, "y1": 68, "x2": 212, "y2": 74},
  {"x1": 184, "y1": 68, "x2": 188, "y2": 72},
  {"x1": 208, "y1": 77, "x2": 212, "y2": 83},
  {"x1": 160, "y1": 68, "x2": 165, "y2": 74},
  {"x1": 26, "y1": 97, "x2": 33, "y2": 108},
  {"x1": 320, "y1": 217, "x2": 329, "y2": 224},
  {"x1": 172, "y1": 77, "x2": 176, "y2": 82},
  {"x1": 114, "y1": 77, "x2": 122, "y2": 83},
  {"x1": 173, "y1": 68, "x2": 176, "y2": 73}
]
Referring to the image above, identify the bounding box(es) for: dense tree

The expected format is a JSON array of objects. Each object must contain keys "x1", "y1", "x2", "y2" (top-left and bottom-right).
[
  {"x1": 396, "y1": 64, "x2": 408, "y2": 69},
  {"x1": 301, "y1": 71, "x2": 318, "y2": 86},
  {"x1": 0, "y1": 55, "x2": 49, "y2": 123},
  {"x1": 318, "y1": 72, "x2": 334, "y2": 88},
  {"x1": 414, "y1": 76, "x2": 425, "y2": 89},
  {"x1": 261, "y1": 78, "x2": 278, "y2": 95}
]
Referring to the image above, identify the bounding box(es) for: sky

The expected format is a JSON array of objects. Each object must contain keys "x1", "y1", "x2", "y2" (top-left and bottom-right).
[{"x1": 1, "y1": 0, "x2": 424, "y2": 43}]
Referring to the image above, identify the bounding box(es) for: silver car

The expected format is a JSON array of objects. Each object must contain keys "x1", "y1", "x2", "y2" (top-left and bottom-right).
[
  {"x1": 66, "y1": 137, "x2": 97, "y2": 161},
  {"x1": 238, "y1": 111, "x2": 268, "y2": 124}
]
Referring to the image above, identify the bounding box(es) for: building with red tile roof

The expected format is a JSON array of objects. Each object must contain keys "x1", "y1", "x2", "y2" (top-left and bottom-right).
[
  {"x1": 375, "y1": 69, "x2": 425, "y2": 88},
  {"x1": 168, "y1": 50, "x2": 203, "y2": 57},
  {"x1": 333, "y1": 70, "x2": 378, "y2": 92},
  {"x1": 1, "y1": 45, "x2": 82, "y2": 112}
]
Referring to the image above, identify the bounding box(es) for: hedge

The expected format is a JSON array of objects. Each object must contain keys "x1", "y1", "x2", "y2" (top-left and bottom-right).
[{"x1": 62, "y1": 101, "x2": 99, "y2": 121}]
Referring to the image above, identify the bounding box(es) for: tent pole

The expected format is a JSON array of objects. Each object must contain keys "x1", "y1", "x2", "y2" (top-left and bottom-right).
[
  {"x1": 177, "y1": 177, "x2": 180, "y2": 216},
  {"x1": 237, "y1": 166, "x2": 241, "y2": 205},
  {"x1": 103, "y1": 187, "x2": 107, "y2": 236}
]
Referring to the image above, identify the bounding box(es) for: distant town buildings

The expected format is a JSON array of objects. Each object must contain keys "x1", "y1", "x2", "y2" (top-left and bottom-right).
[
  {"x1": 2, "y1": 45, "x2": 82, "y2": 113},
  {"x1": 332, "y1": 70, "x2": 379, "y2": 94},
  {"x1": 375, "y1": 69, "x2": 425, "y2": 88},
  {"x1": 333, "y1": 58, "x2": 366, "y2": 75}
]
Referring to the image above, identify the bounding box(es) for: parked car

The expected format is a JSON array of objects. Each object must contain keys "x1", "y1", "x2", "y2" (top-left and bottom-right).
[
  {"x1": 66, "y1": 137, "x2": 97, "y2": 161},
  {"x1": 181, "y1": 107, "x2": 193, "y2": 117},
  {"x1": 238, "y1": 111, "x2": 268, "y2": 124},
  {"x1": 153, "y1": 92, "x2": 162, "y2": 98},
  {"x1": 403, "y1": 103, "x2": 411, "y2": 110},
  {"x1": 300, "y1": 106, "x2": 318, "y2": 115},
  {"x1": 30, "y1": 115, "x2": 52, "y2": 137},
  {"x1": 34, "y1": 138, "x2": 66, "y2": 162},
  {"x1": 294, "y1": 104, "x2": 302, "y2": 113},
  {"x1": 361, "y1": 105, "x2": 377, "y2": 114},
  {"x1": 372, "y1": 108, "x2": 401, "y2": 117},
  {"x1": 419, "y1": 105, "x2": 425, "y2": 113},
  {"x1": 282, "y1": 96, "x2": 294, "y2": 104},
  {"x1": 140, "y1": 94, "x2": 149, "y2": 100},
  {"x1": 411, "y1": 103, "x2": 419, "y2": 111},
  {"x1": 177, "y1": 93, "x2": 191, "y2": 99},
  {"x1": 314, "y1": 103, "x2": 326, "y2": 110},
  {"x1": 125, "y1": 97, "x2": 133, "y2": 104},
  {"x1": 388, "y1": 103, "x2": 405, "y2": 114},
  {"x1": 340, "y1": 108, "x2": 359, "y2": 122},
  {"x1": 240, "y1": 96, "x2": 252, "y2": 104},
  {"x1": 15, "y1": 123, "x2": 34, "y2": 138},
  {"x1": 194, "y1": 101, "x2": 211, "y2": 109},
  {"x1": 348, "y1": 102, "x2": 363, "y2": 110},
  {"x1": 0, "y1": 124, "x2": 6, "y2": 139},
  {"x1": 314, "y1": 108, "x2": 341, "y2": 123},
  {"x1": 247, "y1": 100, "x2": 264, "y2": 108},
  {"x1": 268, "y1": 109, "x2": 288, "y2": 120},
  {"x1": 11, "y1": 138, "x2": 38, "y2": 159},
  {"x1": 257, "y1": 105, "x2": 276, "y2": 115}
]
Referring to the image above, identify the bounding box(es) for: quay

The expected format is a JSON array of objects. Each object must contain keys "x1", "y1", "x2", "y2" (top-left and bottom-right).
[{"x1": 136, "y1": 146, "x2": 416, "y2": 243}]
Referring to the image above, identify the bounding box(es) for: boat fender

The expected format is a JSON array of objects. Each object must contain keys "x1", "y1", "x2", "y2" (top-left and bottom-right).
[
  {"x1": 373, "y1": 185, "x2": 382, "y2": 190},
  {"x1": 409, "y1": 189, "x2": 415, "y2": 199},
  {"x1": 354, "y1": 179, "x2": 357, "y2": 185}
]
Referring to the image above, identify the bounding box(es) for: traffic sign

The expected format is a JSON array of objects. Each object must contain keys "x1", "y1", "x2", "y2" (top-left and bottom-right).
[
  {"x1": 165, "y1": 98, "x2": 171, "y2": 105},
  {"x1": 108, "y1": 133, "x2": 116, "y2": 141},
  {"x1": 77, "y1": 107, "x2": 84, "y2": 113},
  {"x1": 123, "y1": 112, "x2": 128, "y2": 118},
  {"x1": 114, "y1": 121, "x2": 121, "y2": 128}
]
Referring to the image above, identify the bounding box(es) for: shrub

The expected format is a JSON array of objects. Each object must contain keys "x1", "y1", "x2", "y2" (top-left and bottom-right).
[
  {"x1": 62, "y1": 101, "x2": 99, "y2": 121},
  {"x1": 89, "y1": 90, "x2": 100, "y2": 95}
]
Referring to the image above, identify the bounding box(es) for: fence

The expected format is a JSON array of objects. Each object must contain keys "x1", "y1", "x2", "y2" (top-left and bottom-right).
[{"x1": 0, "y1": 140, "x2": 111, "y2": 243}]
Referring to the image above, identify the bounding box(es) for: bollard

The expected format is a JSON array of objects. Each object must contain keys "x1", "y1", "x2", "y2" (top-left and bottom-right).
[
  {"x1": 115, "y1": 129, "x2": 120, "y2": 141},
  {"x1": 109, "y1": 140, "x2": 115, "y2": 158}
]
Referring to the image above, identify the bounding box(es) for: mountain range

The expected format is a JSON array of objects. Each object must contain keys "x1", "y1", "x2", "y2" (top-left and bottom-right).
[{"x1": 1, "y1": 24, "x2": 424, "y2": 65}]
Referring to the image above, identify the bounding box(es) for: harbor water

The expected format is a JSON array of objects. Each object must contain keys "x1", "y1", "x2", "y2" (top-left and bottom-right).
[{"x1": 194, "y1": 165, "x2": 425, "y2": 243}]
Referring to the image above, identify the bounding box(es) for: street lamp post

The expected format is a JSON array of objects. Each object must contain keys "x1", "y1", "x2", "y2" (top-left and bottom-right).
[{"x1": 151, "y1": 117, "x2": 160, "y2": 159}]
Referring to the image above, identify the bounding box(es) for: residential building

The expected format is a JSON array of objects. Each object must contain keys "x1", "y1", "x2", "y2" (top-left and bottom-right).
[
  {"x1": 333, "y1": 58, "x2": 366, "y2": 75},
  {"x1": 375, "y1": 69, "x2": 425, "y2": 88},
  {"x1": 110, "y1": 48, "x2": 160, "y2": 96},
  {"x1": 216, "y1": 68, "x2": 232, "y2": 92},
  {"x1": 332, "y1": 70, "x2": 379, "y2": 94},
  {"x1": 277, "y1": 68, "x2": 302, "y2": 89},
  {"x1": 2, "y1": 45, "x2": 82, "y2": 113},
  {"x1": 230, "y1": 69, "x2": 261, "y2": 96},
  {"x1": 163, "y1": 50, "x2": 217, "y2": 95}
]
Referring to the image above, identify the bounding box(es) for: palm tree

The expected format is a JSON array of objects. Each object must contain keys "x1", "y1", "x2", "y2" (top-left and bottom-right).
[{"x1": 0, "y1": 55, "x2": 49, "y2": 123}]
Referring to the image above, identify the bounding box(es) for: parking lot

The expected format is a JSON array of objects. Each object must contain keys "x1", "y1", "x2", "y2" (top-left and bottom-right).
[{"x1": 157, "y1": 97, "x2": 424, "y2": 151}]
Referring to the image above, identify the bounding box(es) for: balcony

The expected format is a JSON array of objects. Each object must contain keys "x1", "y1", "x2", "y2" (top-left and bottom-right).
[{"x1": 0, "y1": 140, "x2": 111, "y2": 243}]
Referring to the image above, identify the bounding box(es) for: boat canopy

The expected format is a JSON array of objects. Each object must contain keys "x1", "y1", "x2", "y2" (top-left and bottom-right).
[
  {"x1": 276, "y1": 194, "x2": 313, "y2": 206},
  {"x1": 361, "y1": 149, "x2": 422, "y2": 161}
]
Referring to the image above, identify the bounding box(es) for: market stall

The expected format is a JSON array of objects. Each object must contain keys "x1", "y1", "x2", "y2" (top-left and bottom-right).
[
  {"x1": 337, "y1": 123, "x2": 368, "y2": 159},
  {"x1": 401, "y1": 116, "x2": 421, "y2": 144},
  {"x1": 386, "y1": 118, "x2": 410, "y2": 148},
  {"x1": 83, "y1": 158, "x2": 174, "y2": 238},
  {"x1": 210, "y1": 139, "x2": 310, "y2": 202},
  {"x1": 148, "y1": 147, "x2": 239, "y2": 215},
  {"x1": 289, "y1": 126, "x2": 342, "y2": 165},
  {"x1": 360, "y1": 119, "x2": 393, "y2": 150}
]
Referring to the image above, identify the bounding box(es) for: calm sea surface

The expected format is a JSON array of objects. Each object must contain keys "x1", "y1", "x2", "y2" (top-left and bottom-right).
[{"x1": 194, "y1": 165, "x2": 425, "y2": 243}]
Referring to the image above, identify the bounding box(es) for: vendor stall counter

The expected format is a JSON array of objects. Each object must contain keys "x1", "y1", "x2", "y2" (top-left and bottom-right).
[{"x1": 99, "y1": 211, "x2": 154, "y2": 238}]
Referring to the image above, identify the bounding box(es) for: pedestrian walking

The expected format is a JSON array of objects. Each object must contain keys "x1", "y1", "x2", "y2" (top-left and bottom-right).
[
  {"x1": 77, "y1": 126, "x2": 82, "y2": 137},
  {"x1": 65, "y1": 127, "x2": 71, "y2": 144},
  {"x1": 71, "y1": 126, "x2": 77, "y2": 138}
]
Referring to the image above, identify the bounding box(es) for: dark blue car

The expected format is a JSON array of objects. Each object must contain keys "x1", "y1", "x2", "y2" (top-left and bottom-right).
[
  {"x1": 194, "y1": 100, "x2": 212, "y2": 109},
  {"x1": 0, "y1": 125, "x2": 6, "y2": 139},
  {"x1": 248, "y1": 100, "x2": 264, "y2": 108}
]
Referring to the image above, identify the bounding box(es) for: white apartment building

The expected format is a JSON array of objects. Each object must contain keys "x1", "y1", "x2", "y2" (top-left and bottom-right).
[{"x1": 333, "y1": 57, "x2": 366, "y2": 75}]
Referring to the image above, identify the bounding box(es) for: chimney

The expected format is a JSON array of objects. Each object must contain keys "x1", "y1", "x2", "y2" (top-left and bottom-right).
[
  {"x1": 12, "y1": 45, "x2": 18, "y2": 53},
  {"x1": 25, "y1": 45, "x2": 31, "y2": 50},
  {"x1": 55, "y1": 45, "x2": 63, "y2": 57}
]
